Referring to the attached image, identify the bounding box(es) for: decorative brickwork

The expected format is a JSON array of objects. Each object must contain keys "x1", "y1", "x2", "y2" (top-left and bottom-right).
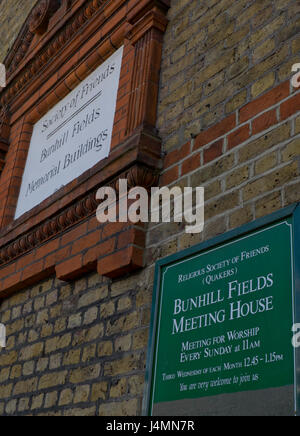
[
  {"x1": 29, "y1": 0, "x2": 61, "y2": 36},
  {"x1": 0, "y1": 0, "x2": 170, "y2": 295}
]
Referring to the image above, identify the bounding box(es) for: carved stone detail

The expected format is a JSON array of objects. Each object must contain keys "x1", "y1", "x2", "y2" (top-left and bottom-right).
[
  {"x1": 126, "y1": 165, "x2": 159, "y2": 190},
  {"x1": 29, "y1": 0, "x2": 61, "y2": 35}
]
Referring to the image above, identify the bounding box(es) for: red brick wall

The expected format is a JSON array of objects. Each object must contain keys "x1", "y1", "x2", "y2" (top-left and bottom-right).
[{"x1": 0, "y1": 0, "x2": 169, "y2": 297}]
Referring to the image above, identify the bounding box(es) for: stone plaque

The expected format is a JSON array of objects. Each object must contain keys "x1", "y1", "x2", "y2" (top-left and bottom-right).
[
  {"x1": 145, "y1": 210, "x2": 300, "y2": 416},
  {"x1": 15, "y1": 46, "x2": 124, "y2": 219}
]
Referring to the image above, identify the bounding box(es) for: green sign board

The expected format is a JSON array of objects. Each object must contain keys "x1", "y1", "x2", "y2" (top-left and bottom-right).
[{"x1": 144, "y1": 205, "x2": 300, "y2": 416}]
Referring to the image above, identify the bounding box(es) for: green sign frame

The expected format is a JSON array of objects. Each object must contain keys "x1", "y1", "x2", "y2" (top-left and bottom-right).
[{"x1": 143, "y1": 203, "x2": 300, "y2": 416}]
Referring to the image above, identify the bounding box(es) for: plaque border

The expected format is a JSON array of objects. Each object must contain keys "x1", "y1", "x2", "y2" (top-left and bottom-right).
[{"x1": 143, "y1": 202, "x2": 300, "y2": 416}]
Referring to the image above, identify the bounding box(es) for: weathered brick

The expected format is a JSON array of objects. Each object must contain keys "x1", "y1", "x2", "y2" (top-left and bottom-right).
[
  {"x1": 49, "y1": 354, "x2": 62, "y2": 370},
  {"x1": 0, "y1": 368, "x2": 10, "y2": 383},
  {"x1": 38, "y1": 372, "x2": 68, "y2": 390},
  {"x1": 44, "y1": 392, "x2": 58, "y2": 409},
  {"x1": 284, "y1": 180, "x2": 300, "y2": 206},
  {"x1": 72, "y1": 325, "x2": 104, "y2": 347},
  {"x1": 98, "y1": 341, "x2": 113, "y2": 357},
  {"x1": 64, "y1": 406, "x2": 96, "y2": 417},
  {"x1": 0, "y1": 351, "x2": 18, "y2": 366},
  {"x1": 45, "y1": 334, "x2": 71, "y2": 354},
  {"x1": 251, "y1": 72, "x2": 276, "y2": 98},
  {"x1": 128, "y1": 375, "x2": 145, "y2": 396},
  {"x1": 78, "y1": 286, "x2": 108, "y2": 308},
  {"x1": 0, "y1": 383, "x2": 13, "y2": 399},
  {"x1": 83, "y1": 307, "x2": 98, "y2": 325},
  {"x1": 69, "y1": 364, "x2": 101, "y2": 384},
  {"x1": 228, "y1": 125, "x2": 250, "y2": 149},
  {"x1": 240, "y1": 82, "x2": 289, "y2": 123},
  {"x1": 63, "y1": 349, "x2": 81, "y2": 366},
  {"x1": 252, "y1": 110, "x2": 277, "y2": 135},
  {"x1": 82, "y1": 344, "x2": 97, "y2": 363},
  {"x1": 18, "y1": 398, "x2": 30, "y2": 412},
  {"x1": 239, "y1": 124, "x2": 290, "y2": 163},
  {"x1": 243, "y1": 162, "x2": 299, "y2": 201},
  {"x1": 106, "y1": 312, "x2": 139, "y2": 336},
  {"x1": 132, "y1": 329, "x2": 149, "y2": 350},
  {"x1": 100, "y1": 301, "x2": 115, "y2": 319},
  {"x1": 253, "y1": 38, "x2": 275, "y2": 63},
  {"x1": 255, "y1": 191, "x2": 282, "y2": 218},
  {"x1": 74, "y1": 385, "x2": 90, "y2": 404},
  {"x1": 6, "y1": 399, "x2": 17, "y2": 415},
  {"x1": 281, "y1": 93, "x2": 300, "y2": 120},
  {"x1": 104, "y1": 354, "x2": 140, "y2": 377},
  {"x1": 110, "y1": 378, "x2": 127, "y2": 399},
  {"x1": 22, "y1": 361, "x2": 35, "y2": 376},
  {"x1": 14, "y1": 378, "x2": 38, "y2": 396},
  {"x1": 10, "y1": 364, "x2": 22, "y2": 379},
  {"x1": 31, "y1": 394, "x2": 44, "y2": 410},
  {"x1": 115, "y1": 335, "x2": 132, "y2": 353},
  {"x1": 91, "y1": 382, "x2": 108, "y2": 402},
  {"x1": 226, "y1": 166, "x2": 250, "y2": 189},
  {"x1": 98, "y1": 399, "x2": 138, "y2": 416},
  {"x1": 59, "y1": 389, "x2": 73, "y2": 406},
  {"x1": 255, "y1": 152, "x2": 277, "y2": 175}
]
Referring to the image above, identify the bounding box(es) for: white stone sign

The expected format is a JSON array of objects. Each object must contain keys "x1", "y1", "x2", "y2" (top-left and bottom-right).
[{"x1": 15, "y1": 46, "x2": 124, "y2": 219}]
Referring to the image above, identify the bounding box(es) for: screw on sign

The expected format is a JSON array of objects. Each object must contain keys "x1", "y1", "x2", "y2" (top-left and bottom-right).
[{"x1": 0, "y1": 64, "x2": 6, "y2": 88}]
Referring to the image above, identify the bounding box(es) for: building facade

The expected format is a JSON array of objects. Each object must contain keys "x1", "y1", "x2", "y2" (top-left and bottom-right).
[{"x1": 0, "y1": 0, "x2": 299, "y2": 416}]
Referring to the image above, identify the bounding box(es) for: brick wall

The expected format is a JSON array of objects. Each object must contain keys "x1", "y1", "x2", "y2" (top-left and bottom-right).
[
  {"x1": 0, "y1": 271, "x2": 153, "y2": 415},
  {"x1": 158, "y1": 0, "x2": 300, "y2": 150},
  {"x1": 0, "y1": 0, "x2": 165, "y2": 291},
  {"x1": 152, "y1": 0, "x2": 300, "y2": 254},
  {"x1": 0, "y1": 0, "x2": 299, "y2": 416}
]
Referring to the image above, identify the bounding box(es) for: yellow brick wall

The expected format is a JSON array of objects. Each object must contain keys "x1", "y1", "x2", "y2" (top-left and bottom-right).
[
  {"x1": 0, "y1": 271, "x2": 152, "y2": 415},
  {"x1": 0, "y1": 0, "x2": 37, "y2": 63},
  {"x1": 158, "y1": 0, "x2": 300, "y2": 150}
]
